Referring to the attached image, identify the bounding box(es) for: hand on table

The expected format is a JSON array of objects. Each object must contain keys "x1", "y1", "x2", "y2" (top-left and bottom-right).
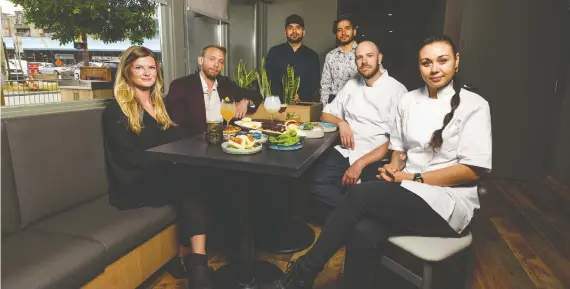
[{"x1": 235, "y1": 99, "x2": 249, "y2": 119}]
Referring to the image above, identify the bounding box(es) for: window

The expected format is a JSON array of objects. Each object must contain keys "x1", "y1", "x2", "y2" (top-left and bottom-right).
[{"x1": 1, "y1": 5, "x2": 165, "y2": 109}]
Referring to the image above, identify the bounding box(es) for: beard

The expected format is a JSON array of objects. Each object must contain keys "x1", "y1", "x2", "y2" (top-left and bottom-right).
[
  {"x1": 339, "y1": 35, "x2": 355, "y2": 46},
  {"x1": 287, "y1": 34, "x2": 303, "y2": 43},
  {"x1": 358, "y1": 63, "x2": 379, "y2": 79},
  {"x1": 202, "y1": 67, "x2": 220, "y2": 80}
]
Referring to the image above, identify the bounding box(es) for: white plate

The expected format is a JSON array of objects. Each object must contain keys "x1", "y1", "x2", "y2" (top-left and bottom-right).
[
  {"x1": 221, "y1": 142, "x2": 263, "y2": 155},
  {"x1": 296, "y1": 127, "x2": 324, "y2": 138},
  {"x1": 235, "y1": 120, "x2": 263, "y2": 130},
  {"x1": 235, "y1": 120, "x2": 287, "y2": 136}
]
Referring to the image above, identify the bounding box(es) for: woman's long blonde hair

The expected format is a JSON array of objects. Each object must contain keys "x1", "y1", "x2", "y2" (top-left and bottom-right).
[{"x1": 114, "y1": 46, "x2": 175, "y2": 134}]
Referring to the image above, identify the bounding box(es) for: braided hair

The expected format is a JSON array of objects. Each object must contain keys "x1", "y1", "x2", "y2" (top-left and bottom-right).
[{"x1": 422, "y1": 35, "x2": 461, "y2": 150}]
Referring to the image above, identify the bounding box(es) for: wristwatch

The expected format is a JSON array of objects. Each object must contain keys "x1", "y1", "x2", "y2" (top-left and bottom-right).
[
  {"x1": 247, "y1": 99, "x2": 256, "y2": 108},
  {"x1": 413, "y1": 173, "x2": 424, "y2": 183}
]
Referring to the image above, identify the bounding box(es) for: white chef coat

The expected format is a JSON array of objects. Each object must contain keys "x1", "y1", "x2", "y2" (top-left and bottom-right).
[
  {"x1": 200, "y1": 72, "x2": 222, "y2": 121},
  {"x1": 390, "y1": 82, "x2": 492, "y2": 233},
  {"x1": 323, "y1": 69, "x2": 408, "y2": 165}
]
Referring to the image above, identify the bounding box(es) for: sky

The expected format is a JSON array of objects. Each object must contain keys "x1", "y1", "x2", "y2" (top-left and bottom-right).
[{"x1": 1, "y1": 0, "x2": 22, "y2": 15}]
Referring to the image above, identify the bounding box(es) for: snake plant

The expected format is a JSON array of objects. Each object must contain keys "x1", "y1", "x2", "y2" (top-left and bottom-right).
[
  {"x1": 233, "y1": 59, "x2": 257, "y2": 89},
  {"x1": 256, "y1": 57, "x2": 272, "y2": 101},
  {"x1": 282, "y1": 64, "x2": 300, "y2": 105}
]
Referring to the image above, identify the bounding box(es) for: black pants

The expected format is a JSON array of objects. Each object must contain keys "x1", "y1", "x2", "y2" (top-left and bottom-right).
[
  {"x1": 303, "y1": 181, "x2": 459, "y2": 289},
  {"x1": 111, "y1": 164, "x2": 230, "y2": 247},
  {"x1": 170, "y1": 166, "x2": 236, "y2": 247},
  {"x1": 308, "y1": 148, "x2": 386, "y2": 216}
]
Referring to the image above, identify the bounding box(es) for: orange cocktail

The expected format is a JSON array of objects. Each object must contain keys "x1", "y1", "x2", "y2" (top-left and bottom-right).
[{"x1": 220, "y1": 98, "x2": 236, "y2": 129}]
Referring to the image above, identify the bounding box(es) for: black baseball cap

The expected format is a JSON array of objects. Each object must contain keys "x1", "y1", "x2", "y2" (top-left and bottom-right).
[{"x1": 285, "y1": 14, "x2": 304, "y2": 28}]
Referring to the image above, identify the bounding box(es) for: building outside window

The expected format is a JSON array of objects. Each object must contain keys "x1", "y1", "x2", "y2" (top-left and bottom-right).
[{"x1": 1, "y1": 6, "x2": 164, "y2": 108}]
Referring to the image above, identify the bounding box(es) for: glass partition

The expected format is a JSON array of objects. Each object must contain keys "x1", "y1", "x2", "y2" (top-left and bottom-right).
[
  {"x1": 185, "y1": 11, "x2": 228, "y2": 75},
  {"x1": 228, "y1": 2, "x2": 256, "y2": 74}
]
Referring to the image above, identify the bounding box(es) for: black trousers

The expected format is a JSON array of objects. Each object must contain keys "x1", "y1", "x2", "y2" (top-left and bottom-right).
[
  {"x1": 303, "y1": 181, "x2": 460, "y2": 289},
  {"x1": 307, "y1": 148, "x2": 386, "y2": 217},
  {"x1": 110, "y1": 164, "x2": 230, "y2": 247}
]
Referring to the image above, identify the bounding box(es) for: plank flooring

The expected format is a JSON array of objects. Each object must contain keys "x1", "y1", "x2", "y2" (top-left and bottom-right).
[{"x1": 142, "y1": 177, "x2": 570, "y2": 289}]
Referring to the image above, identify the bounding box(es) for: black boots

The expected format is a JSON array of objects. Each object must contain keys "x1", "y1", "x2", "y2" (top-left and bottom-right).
[
  {"x1": 184, "y1": 254, "x2": 213, "y2": 289},
  {"x1": 263, "y1": 258, "x2": 319, "y2": 289}
]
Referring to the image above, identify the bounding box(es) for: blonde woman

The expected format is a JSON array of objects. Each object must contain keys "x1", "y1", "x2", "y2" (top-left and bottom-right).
[{"x1": 103, "y1": 46, "x2": 213, "y2": 289}]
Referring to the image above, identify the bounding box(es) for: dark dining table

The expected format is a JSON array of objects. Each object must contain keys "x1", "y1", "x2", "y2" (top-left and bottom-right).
[{"x1": 147, "y1": 132, "x2": 338, "y2": 289}]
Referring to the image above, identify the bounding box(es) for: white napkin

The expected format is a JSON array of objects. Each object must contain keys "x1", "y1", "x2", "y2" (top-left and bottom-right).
[
  {"x1": 334, "y1": 145, "x2": 350, "y2": 158},
  {"x1": 334, "y1": 145, "x2": 362, "y2": 184}
]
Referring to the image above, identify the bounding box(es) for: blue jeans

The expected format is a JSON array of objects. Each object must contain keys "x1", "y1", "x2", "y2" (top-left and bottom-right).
[{"x1": 308, "y1": 148, "x2": 387, "y2": 215}]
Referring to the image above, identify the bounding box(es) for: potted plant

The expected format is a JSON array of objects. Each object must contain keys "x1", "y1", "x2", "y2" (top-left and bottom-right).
[
  {"x1": 233, "y1": 59, "x2": 257, "y2": 89},
  {"x1": 282, "y1": 64, "x2": 300, "y2": 105},
  {"x1": 255, "y1": 57, "x2": 271, "y2": 101},
  {"x1": 248, "y1": 59, "x2": 323, "y2": 122}
]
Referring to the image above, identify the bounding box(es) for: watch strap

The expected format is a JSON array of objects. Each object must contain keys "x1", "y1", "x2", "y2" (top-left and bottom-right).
[{"x1": 413, "y1": 173, "x2": 424, "y2": 183}]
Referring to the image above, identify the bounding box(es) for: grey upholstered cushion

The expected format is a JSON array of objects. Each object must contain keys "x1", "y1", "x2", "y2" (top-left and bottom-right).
[
  {"x1": 29, "y1": 195, "x2": 177, "y2": 261},
  {"x1": 1, "y1": 231, "x2": 107, "y2": 289},
  {"x1": 4, "y1": 108, "x2": 109, "y2": 227},
  {"x1": 1, "y1": 120, "x2": 21, "y2": 237}
]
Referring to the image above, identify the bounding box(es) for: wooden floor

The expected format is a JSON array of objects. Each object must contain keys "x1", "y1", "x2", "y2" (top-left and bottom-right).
[{"x1": 143, "y1": 177, "x2": 570, "y2": 289}]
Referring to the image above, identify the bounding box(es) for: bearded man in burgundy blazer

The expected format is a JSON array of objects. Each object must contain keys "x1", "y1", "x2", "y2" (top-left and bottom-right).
[{"x1": 166, "y1": 45, "x2": 262, "y2": 136}]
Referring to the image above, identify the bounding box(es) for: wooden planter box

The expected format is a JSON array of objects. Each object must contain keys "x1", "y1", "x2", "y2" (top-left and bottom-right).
[
  {"x1": 247, "y1": 102, "x2": 323, "y2": 122},
  {"x1": 31, "y1": 74, "x2": 58, "y2": 80},
  {"x1": 60, "y1": 87, "x2": 113, "y2": 102},
  {"x1": 80, "y1": 67, "x2": 112, "y2": 81}
]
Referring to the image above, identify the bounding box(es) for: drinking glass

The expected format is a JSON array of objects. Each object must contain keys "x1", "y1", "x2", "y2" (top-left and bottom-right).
[
  {"x1": 264, "y1": 95, "x2": 281, "y2": 123},
  {"x1": 279, "y1": 104, "x2": 288, "y2": 119},
  {"x1": 220, "y1": 99, "x2": 236, "y2": 129},
  {"x1": 205, "y1": 120, "x2": 223, "y2": 144}
]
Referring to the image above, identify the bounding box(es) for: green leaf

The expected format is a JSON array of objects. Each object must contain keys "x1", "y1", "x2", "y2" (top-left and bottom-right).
[
  {"x1": 256, "y1": 57, "x2": 272, "y2": 100},
  {"x1": 233, "y1": 59, "x2": 256, "y2": 89},
  {"x1": 282, "y1": 64, "x2": 300, "y2": 104},
  {"x1": 12, "y1": 0, "x2": 158, "y2": 52}
]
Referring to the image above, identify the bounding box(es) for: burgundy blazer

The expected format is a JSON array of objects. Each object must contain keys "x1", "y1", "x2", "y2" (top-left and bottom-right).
[{"x1": 166, "y1": 73, "x2": 262, "y2": 136}]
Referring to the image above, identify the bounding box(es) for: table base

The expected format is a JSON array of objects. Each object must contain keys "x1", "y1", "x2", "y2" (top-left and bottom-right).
[
  {"x1": 213, "y1": 260, "x2": 283, "y2": 289},
  {"x1": 256, "y1": 219, "x2": 315, "y2": 254}
]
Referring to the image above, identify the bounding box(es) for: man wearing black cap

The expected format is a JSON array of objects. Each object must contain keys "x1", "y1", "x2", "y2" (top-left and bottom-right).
[{"x1": 266, "y1": 14, "x2": 321, "y2": 103}]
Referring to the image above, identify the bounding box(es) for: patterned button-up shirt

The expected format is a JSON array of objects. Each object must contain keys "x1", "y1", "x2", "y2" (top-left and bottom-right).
[{"x1": 320, "y1": 41, "x2": 358, "y2": 104}]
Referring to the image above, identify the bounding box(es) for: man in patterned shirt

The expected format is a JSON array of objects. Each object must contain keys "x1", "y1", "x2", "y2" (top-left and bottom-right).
[{"x1": 320, "y1": 15, "x2": 359, "y2": 104}]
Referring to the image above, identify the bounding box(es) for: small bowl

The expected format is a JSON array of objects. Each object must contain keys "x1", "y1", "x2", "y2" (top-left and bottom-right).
[
  {"x1": 249, "y1": 130, "x2": 263, "y2": 140},
  {"x1": 223, "y1": 132, "x2": 237, "y2": 141}
]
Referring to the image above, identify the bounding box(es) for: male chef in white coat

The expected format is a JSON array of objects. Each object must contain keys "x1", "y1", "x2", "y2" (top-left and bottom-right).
[{"x1": 308, "y1": 41, "x2": 408, "y2": 219}]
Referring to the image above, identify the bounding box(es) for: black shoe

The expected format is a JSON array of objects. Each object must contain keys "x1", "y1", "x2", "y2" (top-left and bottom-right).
[
  {"x1": 166, "y1": 257, "x2": 188, "y2": 279},
  {"x1": 187, "y1": 263, "x2": 214, "y2": 289},
  {"x1": 263, "y1": 259, "x2": 317, "y2": 289}
]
